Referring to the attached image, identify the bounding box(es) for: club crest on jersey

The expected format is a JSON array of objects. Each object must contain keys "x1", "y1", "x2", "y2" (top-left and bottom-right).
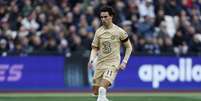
[{"x1": 111, "y1": 35, "x2": 115, "y2": 40}]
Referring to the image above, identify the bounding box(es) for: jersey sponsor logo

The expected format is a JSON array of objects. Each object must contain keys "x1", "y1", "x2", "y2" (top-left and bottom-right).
[
  {"x1": 102, "y1": 41, "x2": 112, "y2": 54},
  {"x1": 138, "y1": 58, "x2": 201, "y2": 88}
]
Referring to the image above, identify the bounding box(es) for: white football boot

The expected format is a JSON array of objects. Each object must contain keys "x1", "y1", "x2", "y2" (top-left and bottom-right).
[{"x1": 97, "y1": 96, "x2": 109, "y2": 101}]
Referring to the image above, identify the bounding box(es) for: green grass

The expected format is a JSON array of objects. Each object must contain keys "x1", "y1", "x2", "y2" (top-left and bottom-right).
[{"x1": 0, "y1": 93, "x2": 200, "y2": 101}]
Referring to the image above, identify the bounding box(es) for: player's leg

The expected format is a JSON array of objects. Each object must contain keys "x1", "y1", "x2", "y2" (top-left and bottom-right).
[
  {"x1": 97, "y1": 79, "x2": 111, "y2": 101},
  {"x1": 97, "y1": 68, "x2": 117, "y2": 101},
  {"x1": 100, "y1": 79, "x2": 111, "y2": 89},
  {"x1": 92, "y1": 69, "x2": 104, "y2": 96},
  {"x1": 92, "y1": 86, "x2": 99, "y2": 96}
]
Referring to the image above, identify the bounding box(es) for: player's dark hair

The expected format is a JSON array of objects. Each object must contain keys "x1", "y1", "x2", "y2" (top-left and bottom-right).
[{"x1": 100, "y1": 6, "x2": 115, "y2": 17}]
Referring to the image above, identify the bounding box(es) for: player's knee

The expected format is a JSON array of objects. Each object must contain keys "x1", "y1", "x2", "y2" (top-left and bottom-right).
[{"x1": 100, "y1": 79, "x2": 111, "y2": 88}]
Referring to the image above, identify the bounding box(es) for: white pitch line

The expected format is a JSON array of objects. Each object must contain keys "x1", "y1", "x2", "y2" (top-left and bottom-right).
[{"x1": 0, "y1": 93, "x2": 200, "y2": 97}]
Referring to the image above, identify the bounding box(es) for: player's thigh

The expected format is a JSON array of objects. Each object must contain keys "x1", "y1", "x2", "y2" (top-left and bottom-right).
[
  {"x1": 103, "y1": 68, "x2": 118, "y2": 85},
  {"x1": 93, "y1": 69, "x2": 104, "y2": 86}
]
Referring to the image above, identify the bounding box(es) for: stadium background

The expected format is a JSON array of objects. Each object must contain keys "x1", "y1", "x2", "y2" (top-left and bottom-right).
[{"x1": 0, "y1": 0, "x2": 201, "y2": 101}]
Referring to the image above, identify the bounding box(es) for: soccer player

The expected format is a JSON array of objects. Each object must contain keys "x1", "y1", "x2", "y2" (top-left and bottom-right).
[{"x1": 88, "y1": 6, "x2": 133, "y2": 101}]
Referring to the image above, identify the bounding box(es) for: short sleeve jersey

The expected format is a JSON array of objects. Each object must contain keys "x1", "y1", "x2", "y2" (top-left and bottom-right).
[{"x1": 92, "y1": 24, "x2": 128, "y2": 69}]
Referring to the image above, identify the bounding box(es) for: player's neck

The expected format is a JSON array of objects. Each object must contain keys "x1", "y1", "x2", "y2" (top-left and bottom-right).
[{"x1": 104, "y1": 23, "x2": 113, "y2": 29}]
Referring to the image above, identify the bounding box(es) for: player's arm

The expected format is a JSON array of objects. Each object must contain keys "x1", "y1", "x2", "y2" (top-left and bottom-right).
[
  {"x1": 89, "y1": 46, "x2": 98, "y2": 64},
  {"x1": 88, "y1": 30, "x2": 99, "y2": 68},
  {"x1": 122, "y1": 38, "x2": 132, "y2": 64},
  {"x1": 119, "y1": 37, "x2": 133, "y2": 70},
  {"x1": 88, "y1": 46, "x2": 98, "y2": 69}
]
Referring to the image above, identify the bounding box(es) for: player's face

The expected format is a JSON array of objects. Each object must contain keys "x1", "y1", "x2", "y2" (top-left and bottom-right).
[{"x1": 100, "y1": 12, "x2": 113, "y2": 26}]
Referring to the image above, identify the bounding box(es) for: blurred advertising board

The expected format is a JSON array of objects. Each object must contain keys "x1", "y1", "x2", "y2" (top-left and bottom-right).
[
  {"x1": 113, "y1": 56, "x2": 201, "y2": 91},
  {"x1": 0, "y1": 56, "x2": 65, "y2": 90}
]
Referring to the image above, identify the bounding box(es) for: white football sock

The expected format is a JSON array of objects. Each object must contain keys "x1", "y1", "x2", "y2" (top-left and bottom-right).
[{"x1": 98, "y1": 87, "x2": 106, "y2": 97}]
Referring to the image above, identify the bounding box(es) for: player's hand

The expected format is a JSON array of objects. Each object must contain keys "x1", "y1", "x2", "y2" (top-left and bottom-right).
[
  {"x1": 88, "y1": 61, "x2": 93, "y2": 69},
  {"x1": 118, "y1": 62, "x2": 127, "y2": 71}
]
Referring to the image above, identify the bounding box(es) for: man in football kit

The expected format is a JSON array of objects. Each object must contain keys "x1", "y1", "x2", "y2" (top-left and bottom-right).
[{"x1": 88, "y1": 6, "x2": 132, "y2": 101}]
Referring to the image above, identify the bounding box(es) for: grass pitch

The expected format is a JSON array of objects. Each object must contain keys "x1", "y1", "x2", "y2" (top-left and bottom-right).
[{"x1": 0, "y1": 93, "x2": 200, "y2": 101}]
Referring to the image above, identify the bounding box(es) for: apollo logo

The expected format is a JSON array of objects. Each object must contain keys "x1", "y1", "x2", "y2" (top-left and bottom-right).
[{"x1": 138, "y1": 58, "x2": 201, "y2": 88}]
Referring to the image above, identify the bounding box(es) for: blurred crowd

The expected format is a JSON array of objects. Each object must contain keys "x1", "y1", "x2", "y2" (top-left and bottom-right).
[{"x1": 0, "y1": 0, "x2": 201, "y2": 56}]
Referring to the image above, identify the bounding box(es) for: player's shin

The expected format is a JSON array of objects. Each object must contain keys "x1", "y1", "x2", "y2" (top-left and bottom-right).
[
  {"x1": 98, "y1": 87, "x2": 106, "y2": 97},
  {"x1": 98, "y1": 79, "x2": 110, "y2": 97},
  {"x1": 92, "y1": 86, "x2": 99, "y2": 96}
]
